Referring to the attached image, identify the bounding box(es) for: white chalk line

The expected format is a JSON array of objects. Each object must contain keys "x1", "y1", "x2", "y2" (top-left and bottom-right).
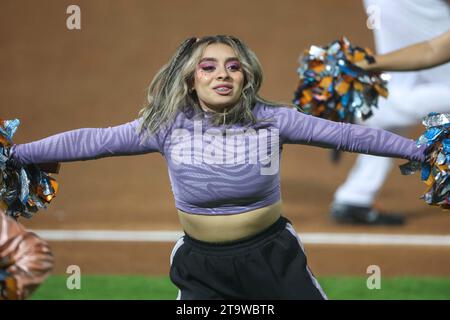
[{"x1": 30, "y1": 229, "x2": 450, "y2": 247}]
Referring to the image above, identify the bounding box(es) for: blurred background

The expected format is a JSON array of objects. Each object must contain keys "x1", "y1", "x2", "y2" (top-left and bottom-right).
[{"x1": 1, "y1": 0, "x2": 450, "y2": 299}]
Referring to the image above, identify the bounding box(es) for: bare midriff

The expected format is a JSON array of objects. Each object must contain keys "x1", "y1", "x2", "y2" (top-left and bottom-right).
[{"x1": 177, "y1": 200, "x2": 283, "y2": 243}]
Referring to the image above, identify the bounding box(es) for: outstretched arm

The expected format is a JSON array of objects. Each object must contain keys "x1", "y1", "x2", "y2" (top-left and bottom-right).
[
  {"x1": 359, "y1": 29, "x2": 450, "y2": 72},
  {"x1": 276, "y1": 106, "x2": 424, "y2": 162},
  {"x1": 10, "y1": 118, "x2": 162, "y2": 165}
]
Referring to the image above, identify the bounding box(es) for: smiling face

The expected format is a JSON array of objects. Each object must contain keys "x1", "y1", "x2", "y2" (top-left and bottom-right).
[{"x1": 193, "y1": 43, "x2": 244, "y2": 112}]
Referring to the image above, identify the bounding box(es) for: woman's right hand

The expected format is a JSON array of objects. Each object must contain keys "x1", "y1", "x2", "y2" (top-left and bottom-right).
[{"x1": 5, "y1": 156, "x2": 22, "y2": 171}]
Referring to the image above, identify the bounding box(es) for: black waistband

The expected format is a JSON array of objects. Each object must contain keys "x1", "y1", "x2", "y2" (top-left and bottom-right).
[{"x1": 183, "y1": 216, "x2": 290, "y2": 254}]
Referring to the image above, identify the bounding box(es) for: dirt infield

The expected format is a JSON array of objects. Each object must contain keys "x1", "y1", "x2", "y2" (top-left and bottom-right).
[
  {"x1": 46, "y1": 241, "x2": 450, "y2": 277},
  {"x1": 2, "y1": 0, "x2": 450, "y2": 277}
]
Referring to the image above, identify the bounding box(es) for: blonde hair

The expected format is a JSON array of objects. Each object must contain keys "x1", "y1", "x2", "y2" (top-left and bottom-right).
[{"x1": 137, "y1": 35, "x2": 288, "y2": 138}]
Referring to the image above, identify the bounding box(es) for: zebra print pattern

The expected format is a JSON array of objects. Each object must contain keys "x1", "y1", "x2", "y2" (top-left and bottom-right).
[{"x1": 11, "y1": 103, "x2": 425, "y2": 215}]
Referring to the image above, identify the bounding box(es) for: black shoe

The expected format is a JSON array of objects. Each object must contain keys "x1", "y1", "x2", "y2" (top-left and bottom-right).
[{"x1": 330, "y1": 203, "x2": 406, "y2": 226}]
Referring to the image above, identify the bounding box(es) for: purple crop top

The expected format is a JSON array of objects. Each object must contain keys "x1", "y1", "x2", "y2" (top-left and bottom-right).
[{"x1": 11, "y1": 103, "x2": 425, "y2": 215}]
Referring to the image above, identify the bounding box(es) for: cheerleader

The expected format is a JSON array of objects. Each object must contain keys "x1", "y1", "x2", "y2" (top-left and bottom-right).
[{"x1": 8, "y1": 35, "x2": 426, "y2": 299}]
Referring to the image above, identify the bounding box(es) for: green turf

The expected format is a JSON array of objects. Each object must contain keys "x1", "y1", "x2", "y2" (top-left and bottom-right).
[
  {"x1": 31, "y1": 275, "x2": 178, "y2": 300},
  {"x1": 30, "y1": 275, "x2": 450, "y2": 300},
  {"x1": 319, "y1": 277, "x2": 450, "y2": 300}
]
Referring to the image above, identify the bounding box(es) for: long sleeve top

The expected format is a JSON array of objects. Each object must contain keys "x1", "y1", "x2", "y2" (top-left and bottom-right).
[{"x1": 11, "y1": 103, "x2": 425, "y2": 215}]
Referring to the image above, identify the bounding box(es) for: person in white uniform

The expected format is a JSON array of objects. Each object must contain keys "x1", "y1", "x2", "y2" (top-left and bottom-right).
[{"x1": 331, "y1": 0, "x2": 450, "y2": 225}]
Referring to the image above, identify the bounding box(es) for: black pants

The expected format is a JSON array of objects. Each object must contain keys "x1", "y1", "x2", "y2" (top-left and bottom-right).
[{"x1": 169, "y1": 216, "x2": 327, "y2": 300}]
